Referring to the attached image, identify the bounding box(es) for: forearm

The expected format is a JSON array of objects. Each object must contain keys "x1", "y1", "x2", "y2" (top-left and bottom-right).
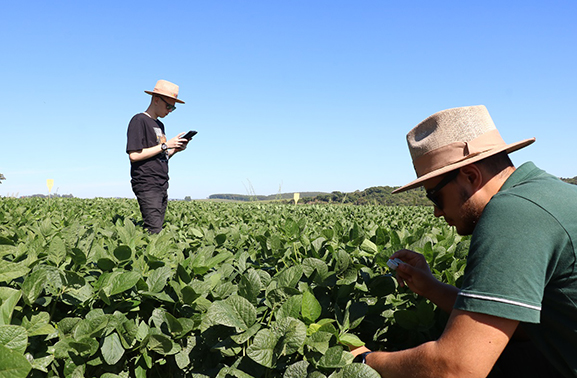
[
  {"x1": 128, "y1": 144, "x2": 164, "y2": 162},
  {"x1": 366, "y1": 342, "x2": 464, "y2": 378},
  {"x1": 364, "y1": 310, "x2": 515, "y2": 378},
  {"x1": 423, "y1": 280, "x2": 460, "y2": 314}
]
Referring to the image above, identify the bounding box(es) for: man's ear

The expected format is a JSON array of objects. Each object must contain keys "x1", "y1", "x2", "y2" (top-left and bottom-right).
[{"x1": 459, "y1": 164, "x2": 484, "y2": 190}]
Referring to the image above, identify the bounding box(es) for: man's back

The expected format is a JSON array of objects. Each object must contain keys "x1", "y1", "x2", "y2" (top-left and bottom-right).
[{"x1": 457, "y1": 161, "x2": 577, "y2": 377}]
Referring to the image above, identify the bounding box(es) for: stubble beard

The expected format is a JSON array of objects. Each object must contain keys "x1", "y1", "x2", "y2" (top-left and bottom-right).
[{"x1": 456, "y1": 187, "x2": 483, "y2": 236}]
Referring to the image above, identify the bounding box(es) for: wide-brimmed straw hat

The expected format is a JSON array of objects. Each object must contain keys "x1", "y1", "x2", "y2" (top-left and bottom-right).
[
  {"x1": 145, "y1": 79, "x2": 185, "y2": 104},
  {"x1": 392, "y1": 105, "x2": 535, "y2": 194}
]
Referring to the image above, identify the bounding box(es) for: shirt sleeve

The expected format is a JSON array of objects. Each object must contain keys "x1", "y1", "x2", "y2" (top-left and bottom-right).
[
  {"x1": 127, "y1": 115, "x2": 144, "y2": 153},
  {"x1": 454, "y1": 192, "x2": 565, "y2": 323}
]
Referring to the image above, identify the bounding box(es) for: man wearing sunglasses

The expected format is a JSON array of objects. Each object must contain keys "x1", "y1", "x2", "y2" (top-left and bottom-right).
[
  {"x1": 353, "y1": 106, "x2": 577, "y2": 377},
  {"x1": 126, "y1": 79, "x2": 190, "y2": 233}
]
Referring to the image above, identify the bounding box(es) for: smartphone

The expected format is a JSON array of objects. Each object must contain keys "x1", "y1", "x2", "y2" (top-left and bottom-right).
[{"x1": 182, "y1": 130, "x2": 198, "y2": 140}]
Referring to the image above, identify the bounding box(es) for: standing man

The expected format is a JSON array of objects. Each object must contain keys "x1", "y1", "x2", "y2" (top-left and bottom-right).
[
  {"x1": 353, "y1": 105, "x2": 577, "y2": 377},
  {"x1": 126, "y1": 79, "x2": 189, "y2": 233}
]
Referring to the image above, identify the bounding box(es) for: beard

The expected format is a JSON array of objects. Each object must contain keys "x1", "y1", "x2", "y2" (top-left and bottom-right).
[{"x1": 455, "y1": 187, "x2": 483, "y2": 236}]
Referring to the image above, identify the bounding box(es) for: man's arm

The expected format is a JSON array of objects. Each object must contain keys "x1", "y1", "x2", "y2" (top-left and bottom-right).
[
  {"x1": 128, "y1": 144, "x2": 165, "y2": 162},
  {"x1": 365, "y1": 309, "x2": 518, "y2": 378},
  {"x1": 128, "y1": 133, "x2": 188, "y2": 162}
]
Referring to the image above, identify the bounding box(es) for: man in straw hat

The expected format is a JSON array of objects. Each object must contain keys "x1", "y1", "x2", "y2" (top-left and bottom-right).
[
  {"x1": 126, "y1": 79, "x2": 190, "y2": 233},
  {"x1": 353, "y1": 105, "x2": 577, "y2": 377}
]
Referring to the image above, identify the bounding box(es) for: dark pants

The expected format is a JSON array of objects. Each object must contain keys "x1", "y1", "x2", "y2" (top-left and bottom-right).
[
  {"x1": 135, "y1": 189, "x2": 168, "y2": 234},
  {"x1": 488, "y1": 340, "x2": 565, "y2": 378}
]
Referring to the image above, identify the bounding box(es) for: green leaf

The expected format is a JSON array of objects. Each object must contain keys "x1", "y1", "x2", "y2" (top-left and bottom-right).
[
  {"x1": 275, "y1": 266, "x2": 303, "y2": 288},
  {"x1": 101, "y1": 271, "x2": 141, "y2": 296},
  {"x1": 113, "y1": 245, "x2": 132, "y2": 261},
  {"x1": 190, "y1": 227, "x2": 204, "y2": 238},
  {"x1": 337, "y1": 332, "x2": 364, "y2": 348},
  {"x1": 147, "y1": 333, "x2": 180, "y2": 355},
  {"x1": 21, "y1": 312, "x2": 56, "y2": 336},
  {"x1": 69, "y1": 337, "x2": 99, "y2": 357},
  {"x1": 277, "y1": 295, "x2": 302, "y2": 320},
  {"x1": 305, "y1": 330, "x2": 333, "y2": 354},
  {"x1": 21, "y1": 269, "x2": 48, "y2": 306},
  {"x1": 246, "y1": 328, "x2": 276, "y2": 368},
  {"x1": 0, "y1": 262, "x2": 30, "y2": 283},
  {"x1": 341, "y1": 362, "x2": 381, "y2": 378},
  {"x1": 272, "y1": 317, "x2": 306, "y2": 355},
  {"x1": 230, "y1": 323, "x2": 261, "y2": 345},
  {"x1": 360, "y1": 239, "x2": 378, "y2": 254},
  {"x1": 146, "y1": 266, "x2": 172, "y2": 293},
  {"x1": 238, "y1": 269, "x2": 262, "y2": 303},
  {"x1": 164, "y1": 312, "x2": 183, "y2": 335},
  {"x1": 206, "y1": 295, "x2": 256, "y2": 331},
  {"x1": 48, "y1": 236, "x2": 66, "y2": 266},
  {"x1": 101, "y1": 332, "x2": 124, "y2": 365},
  {"x1": 70, "y1": 247, "x2": 87, "y2": 266},
  {"x1": 0, "y1": 325, "x2": 28, "y2": 354},
  {"x1": 0, "y1": 288, "x2": 21, "y2": 326},
  {"x1": 97, "y1": 258, "x2": 116, "y2": 271},
  {"x1": 394, "y1": 309, "x2": 420, "y2": 330},
  {"x1": 316, "y1": 345, "x2": 351, "y2": 369},
  {"x1": 0, "y1": 344, "x2": 32, "y2": 378},
  {"x1": 302, "y1": 291, "x2": 322, "y2": 324},
  {"x1": 30, "y1": 355, "x2": 54, "y2": 373}
]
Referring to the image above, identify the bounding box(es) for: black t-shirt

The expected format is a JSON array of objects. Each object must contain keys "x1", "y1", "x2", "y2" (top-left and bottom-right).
[{"x1": 126, "y1": 113, "x2": 169, "y2": 192}]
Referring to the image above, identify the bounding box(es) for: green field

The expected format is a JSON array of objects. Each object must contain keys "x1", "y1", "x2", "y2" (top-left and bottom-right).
[{"x1": 0, "y1": 198, "x2": 469, "y2": 378}]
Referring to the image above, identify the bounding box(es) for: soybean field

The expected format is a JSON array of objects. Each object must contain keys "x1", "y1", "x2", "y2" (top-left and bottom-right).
[{"x1": 0, "y1": 198, "x2": 469, "y2": 378}]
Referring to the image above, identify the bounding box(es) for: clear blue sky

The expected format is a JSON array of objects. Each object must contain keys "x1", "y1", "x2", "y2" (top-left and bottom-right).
[{"x1": 2, "y1": 1, "x2": 576, "y2": 199}]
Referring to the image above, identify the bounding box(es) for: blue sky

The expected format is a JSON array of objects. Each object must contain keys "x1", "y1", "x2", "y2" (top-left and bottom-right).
[{"x1": 2, "y1": 1, "x2": 576, "y2": 199}]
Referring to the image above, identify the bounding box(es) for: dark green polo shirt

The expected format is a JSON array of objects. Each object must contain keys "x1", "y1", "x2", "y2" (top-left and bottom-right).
[{"x1": 454, "y1": 162, "x2": 577, "y2": 377}]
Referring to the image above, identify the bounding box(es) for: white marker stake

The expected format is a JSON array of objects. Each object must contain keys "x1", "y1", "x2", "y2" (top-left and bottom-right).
[{"x1": 293, "y1": 192, "x2": 300, "y2": 205}]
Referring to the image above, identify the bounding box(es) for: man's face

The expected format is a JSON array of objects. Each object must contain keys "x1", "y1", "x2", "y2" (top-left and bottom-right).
[
  {"x1": 155, "y1": 96, "x2": 177, "y2": 118},
  {"x1": 424, "y1": 171, "x2": 482, "y2": 235}
]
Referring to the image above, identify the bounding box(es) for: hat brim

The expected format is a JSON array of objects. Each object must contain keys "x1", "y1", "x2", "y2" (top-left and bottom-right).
[
  {"x1": 392, "y1": 138, "x2": 535, "y2": 194},
  {"x1": 145, "y1": 90, "x2": 185, "y2": 104}
]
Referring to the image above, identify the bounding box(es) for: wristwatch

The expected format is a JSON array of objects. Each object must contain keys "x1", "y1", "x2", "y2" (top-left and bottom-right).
[
  {"x1": 161, "y1": 143, "x2": 168, "y2": 151},
  {"x1": 353, "y1": 351, "x2": 372, "y2": 364}
]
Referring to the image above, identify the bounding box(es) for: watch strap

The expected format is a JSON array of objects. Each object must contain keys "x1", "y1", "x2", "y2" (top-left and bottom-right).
[{"x1": 353, "y1": 351, "x2": 372, "y2": 364}]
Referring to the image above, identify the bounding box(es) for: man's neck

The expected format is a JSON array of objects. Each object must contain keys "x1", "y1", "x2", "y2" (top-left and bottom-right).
[
  {"x1": 144, "y1": 106, "x2": 158, "y2": 120},
  {"x1": 480, "y1": 166, "x2": 516, "y2": 207}
]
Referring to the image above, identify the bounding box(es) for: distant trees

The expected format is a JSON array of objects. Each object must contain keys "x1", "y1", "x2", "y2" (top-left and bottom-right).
[
  {"x1": 300, "y1": 186, "x2": 429, "y2": 206},
  {"x1": 561, "y1": 177, "x2": 577, "y2": 185}
]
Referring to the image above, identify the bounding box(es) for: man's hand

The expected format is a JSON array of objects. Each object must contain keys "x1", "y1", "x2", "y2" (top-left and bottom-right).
[
  {"x1": 390, "y1": 249, "x2": 459, "y2": 313},
  {"x1": 166, "y1": 133, "x2": 188, "y2": 150},
  {"x1": 390, "y1": 249, "x2": 435, "y2": 296},
  {"x1": 168, "y1": 133, "x2": 190, "y2": 155}
]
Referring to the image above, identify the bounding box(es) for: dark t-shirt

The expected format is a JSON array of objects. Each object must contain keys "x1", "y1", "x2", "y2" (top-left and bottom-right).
[{"x1": 126, "y1": 113, "x2": 169, "y2": 193}]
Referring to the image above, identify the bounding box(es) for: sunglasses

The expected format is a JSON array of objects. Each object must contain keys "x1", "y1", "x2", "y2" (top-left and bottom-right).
[
  {"x1": 157, "y1": 96, "x2": 176, "y2": 111},
  {"x1": 426, "y1": 169, "x2": 460, "y2": 209}
]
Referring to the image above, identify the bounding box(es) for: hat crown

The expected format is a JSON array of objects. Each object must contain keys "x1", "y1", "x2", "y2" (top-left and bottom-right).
[
  {"x1": 391, "y1": 105, "x2": 535, "y2": 193},
  {"x1": 145, "y1": 79, "x2": 185, "y2": 104},
  {"x1": 407, "y1": 105, "x2": 496, "y2": 162}
]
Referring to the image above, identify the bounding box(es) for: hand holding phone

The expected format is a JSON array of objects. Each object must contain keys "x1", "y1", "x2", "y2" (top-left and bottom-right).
[{"x1": 181, "y1": 130, "x2": 198, "y2": 140}]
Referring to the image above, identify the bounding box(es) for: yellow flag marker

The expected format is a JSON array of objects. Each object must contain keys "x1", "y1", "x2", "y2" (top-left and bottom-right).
[
  {"x1": 47, "y1": 179, "x2": 54, "y2": 193},
  {"x1": 293, "y1": 192, "x2": 300, "y2": 205}
]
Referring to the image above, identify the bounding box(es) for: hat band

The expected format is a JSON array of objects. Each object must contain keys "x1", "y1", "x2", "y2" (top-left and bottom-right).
[{"x1": 413, "y1": 129, "x2": 506, "y2": 177}]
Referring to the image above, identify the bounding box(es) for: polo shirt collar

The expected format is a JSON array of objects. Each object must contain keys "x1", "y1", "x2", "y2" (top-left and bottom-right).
[{"x1": 499, "y1": 161, "x2": 542, "y2": 192}]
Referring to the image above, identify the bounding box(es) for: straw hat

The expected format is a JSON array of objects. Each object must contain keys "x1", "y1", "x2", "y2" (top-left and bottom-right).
[
  {"x1": 392, "y1": 105, "x2": 535, "y2": 193},
  {"x1": 145, "y1": 80, "x2": 185, "y2": 104}
]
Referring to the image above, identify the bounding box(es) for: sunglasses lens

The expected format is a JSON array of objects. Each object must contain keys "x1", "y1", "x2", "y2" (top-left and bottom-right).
[{"x1": 428, "y1": 195, "x2": 441, "y2": 209}]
